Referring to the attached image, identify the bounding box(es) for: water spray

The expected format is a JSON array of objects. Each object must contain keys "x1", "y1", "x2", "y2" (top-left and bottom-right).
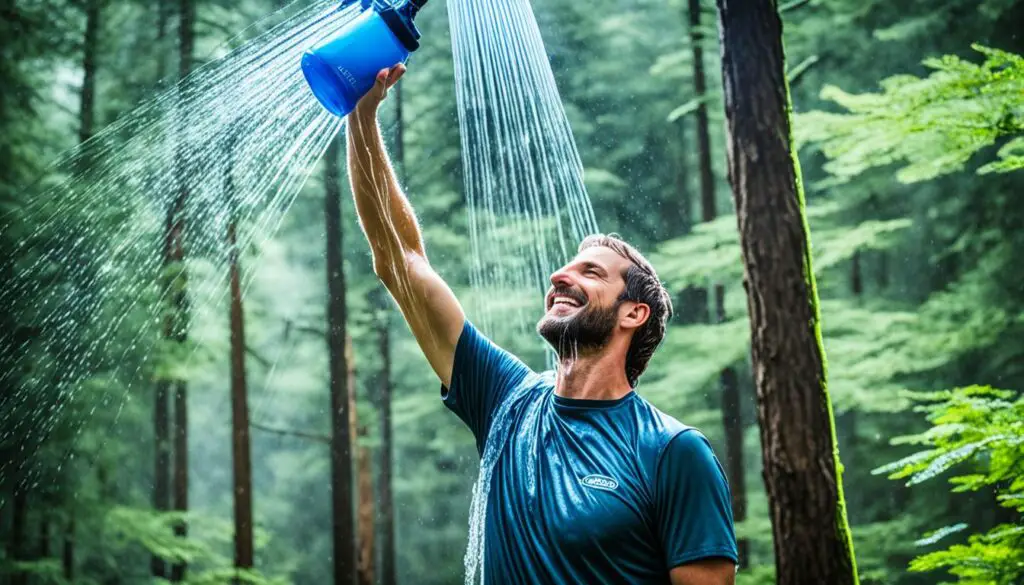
[{"x1": 301, "y1": 0, "x2": 428, "y2": 116}]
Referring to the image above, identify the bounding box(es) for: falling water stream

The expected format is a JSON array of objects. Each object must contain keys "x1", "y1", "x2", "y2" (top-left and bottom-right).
[
  {"x1": 1, "y1": 0, "x2": 354, "y2": 484},
  {"x1": 449, "y1": 0, "x2": 599, "y2": 582},
  {"x1": 2, "y1": 0, "x2": 596, "y2": 580}
]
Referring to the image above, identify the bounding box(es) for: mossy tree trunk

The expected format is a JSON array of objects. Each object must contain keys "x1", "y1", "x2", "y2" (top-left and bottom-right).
[{"x1": 712, "y1": 0, "x2": 858, "y2": 583}]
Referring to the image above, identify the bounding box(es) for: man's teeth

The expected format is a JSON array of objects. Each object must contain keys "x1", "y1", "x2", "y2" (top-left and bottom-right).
[{"x1": 553, "y1": 296, "x2": 581, "y2": 307}]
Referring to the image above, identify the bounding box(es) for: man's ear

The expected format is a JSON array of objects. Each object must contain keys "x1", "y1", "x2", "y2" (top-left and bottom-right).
[{"x1": 621, "y1": 302, "x2": 650, "y2": 330}]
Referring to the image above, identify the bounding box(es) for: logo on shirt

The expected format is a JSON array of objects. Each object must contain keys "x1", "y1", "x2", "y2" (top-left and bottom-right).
[{"x1": 580, "y1": 474, "x2": 619, "y2": 492}]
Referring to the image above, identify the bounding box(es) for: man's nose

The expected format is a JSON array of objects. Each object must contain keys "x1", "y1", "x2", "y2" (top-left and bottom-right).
[{"x1": 550, "y1": 269, "x2": 573, "y2": 289}]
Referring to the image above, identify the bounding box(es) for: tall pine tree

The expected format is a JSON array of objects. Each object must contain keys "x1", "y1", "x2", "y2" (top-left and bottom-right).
[{"x1": 713, "y1": 0, "x2": 858, "y2": 582}]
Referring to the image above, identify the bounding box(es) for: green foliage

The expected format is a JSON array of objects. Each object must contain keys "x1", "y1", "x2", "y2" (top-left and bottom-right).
[
  {"x1": 874, "y1": 386, "x2": 1024, "y2": 584},
  {"x1": 1, "y1": 559, "x2": 67, "y2": 585},
  {"x1": 105, "y1": 508, "x2": 210, "y2": 565},
  {"x1": 796, "y1": 44, "x2": 1024, "y2": 184},
  {"x1": 735, "y1": 565, "x2": 776, "y2": 585},
  {"x1": 104, "y1": 507, "x2": 286, "y2": 585},
  {"x1": 651, "y1": 200, "x2": 914, "y2": 290}
]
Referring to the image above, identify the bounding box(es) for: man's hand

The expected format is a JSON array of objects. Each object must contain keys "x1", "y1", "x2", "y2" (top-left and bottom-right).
[{"x1": 353, "y1": 63, "x2": 406, "y2": 119}]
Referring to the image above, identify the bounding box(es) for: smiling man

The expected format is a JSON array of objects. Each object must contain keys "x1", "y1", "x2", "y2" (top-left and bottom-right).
[{"x1": 346, "y1": 65, "x2": 738, "y2": 585}]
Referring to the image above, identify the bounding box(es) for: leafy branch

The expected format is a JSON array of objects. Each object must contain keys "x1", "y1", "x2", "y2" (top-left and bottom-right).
[
  {"x1": 795, "y1": 44, "x2": 1024, "y2": 184},
  {"x1": 872, "y1": 386, "x2": 1024, "y2": 585}
]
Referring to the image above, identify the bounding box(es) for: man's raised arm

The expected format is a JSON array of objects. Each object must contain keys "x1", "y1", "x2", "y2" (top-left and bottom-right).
[{"x1": 346, "y1": 64, "x2": 465, "y2": 387}]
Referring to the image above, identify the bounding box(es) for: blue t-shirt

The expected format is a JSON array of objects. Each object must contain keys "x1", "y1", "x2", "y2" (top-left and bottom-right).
[{"x1": 441, "y1": 320, "x2": 738, "y2": 584}]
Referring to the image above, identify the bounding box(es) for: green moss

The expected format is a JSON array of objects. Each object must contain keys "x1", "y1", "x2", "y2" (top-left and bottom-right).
[{"x1": 783, "y1": 42, "x2": 862, "y2": 584}]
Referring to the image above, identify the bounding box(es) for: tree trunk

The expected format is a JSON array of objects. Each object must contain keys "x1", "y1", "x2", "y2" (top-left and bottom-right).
[
  {"x1": 170, "y1": 0, "x2": 195, "y2": 580},
  {"x1": 689, "y1": 0, "x2": 714, "y2": 227},
  {"x1": 357, "y1": 442, "x2": 374, "y2": 585},
  {"x1": 39, "y1": 516, "x2": 50, "y2": 557},
  {"x1": 11, "y1": 489, "x2": 27, "y2": 585},
  {"x1": 156, "y1": 0, "x2": 170, "y2": 83},
  {"x1": 153, "y1": 377, "x2": 171, "y2": 577},
  {"x1": 347, "y1": 336, "x2": 375, "y2": 585},
  {"x1": 377, "y1": 303, "x2": 396, "y2": 585},
  {"x1": 877, "y1": 251, "x2": 889, "y2": 290},
  {"x1": 672, "y1": 118, "x2": 692, "y2": 235},
  {"x1": 71, "y1": 8, "x2": 99, "y2": 579},
  {"x1": 63, "y1": 515, "x2": 74, "y2": 581},
  {"x1": 151, "y1": 0, "x2": 174, "y2": 571},
  {"x1": 675, "y1": 286, "x2": 708, "y2": 325},
  {"x1": 79, "y1": 0, "x2": 100, "y2": 143},
  {"x1": 713, "y1": 1, "x2": 858, "y2": 583},
  {"x1": 325, "y1": 135, "x2": 356, "y2": 585},
  {"x1": 150, "y1": 0, "x2": 173, "y2": 572},
  {"x1": 689, "y1": 0, "x2": 748, "y2": 566},
  {"x1": 226, "y1": 136, "x2": 255, "y2": 576},
  {"x1": 851, "y1": 250, "x2": 863, "y2": 298}
]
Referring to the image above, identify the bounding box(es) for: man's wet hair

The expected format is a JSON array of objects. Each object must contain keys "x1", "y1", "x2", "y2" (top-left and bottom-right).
[{"x1": 578, "y1": 233, "x2": 673, "y2": 387}]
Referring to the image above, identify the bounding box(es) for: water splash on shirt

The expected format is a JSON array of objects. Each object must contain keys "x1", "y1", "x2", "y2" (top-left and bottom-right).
[{"x1": 448, "y1": 0, "x2": 599, "y2": 581}]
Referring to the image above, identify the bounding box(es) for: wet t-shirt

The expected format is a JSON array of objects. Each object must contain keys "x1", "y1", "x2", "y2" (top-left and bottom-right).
[{"x1": 441, "y1": 320, "x2": 738, "y2": 585}]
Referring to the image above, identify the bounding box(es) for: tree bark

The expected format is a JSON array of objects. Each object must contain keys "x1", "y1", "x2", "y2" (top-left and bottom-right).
[
  {"x1": 689, "y1": 0, "x2": 715, "y2": 227},
  {"x1": 347, "y1": 336, "x2": 375, "y2": 585},
  {"x1": 325, "y1": 135, "x2": 356, "y2": 585},
  {"x1": 39, "y1": 516, "x2": 50, "y2": 557},
  {"x1": 877, "y1": 251, "x2": 889, "y2": 290},
  {"x1": 151, "y1": 0, "x2": 173, "y2": 575},
  {"x1": 713, "y1": 1, "x2": 858, "y2": 583},
  {"x1": 156, "y1": 0, "x2": 170, "y2": 82},
  {"x1": 79, "y1": 0, "x2": 100, "y2": 143},
  {"x1": 851, "y1": 250, "x2": 863, "y2": 297},
  {"x1": 170, "y1": 0, "x2": 195, "y2": 580},
  {"x1": 11, "y1": 488, "x2": 27, "y2": 585},
  {"x1": 689, "y1": 0, "x2": 748, "y2": 566},
  {"x1": 152, "y1": 4, "x2": 172, "y2": 575},
  {"x1": 226, "y1": 135, "x2": 255, "y2": 576},
  {"x1": 153, "y1": 378, "x2": 171, "y2": 577},
  {"x1": 377, "y1": 302, "x2": 396, "y2": 585},
  {"x1": 672, "y1": 118, "x2": 692, "y2": 235},
  {"x1": 63, "y1": 515, "x2": 74, "y2": 581}
]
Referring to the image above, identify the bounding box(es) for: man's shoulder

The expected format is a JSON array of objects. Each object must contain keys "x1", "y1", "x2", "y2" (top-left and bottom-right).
[
  {"x1": 628, "y1": 395, "x2": 701, "y2": 478},
  {"x1": 631, "y1": 394, "x2": 694, "y2": 444}
]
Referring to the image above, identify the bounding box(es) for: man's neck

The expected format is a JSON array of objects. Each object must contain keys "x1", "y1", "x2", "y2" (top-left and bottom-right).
[{"x1": 553, "y1": 342, "x2": 632, "y2": 401}]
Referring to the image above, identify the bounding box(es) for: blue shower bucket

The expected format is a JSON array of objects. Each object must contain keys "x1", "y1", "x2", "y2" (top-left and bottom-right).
[{"x1": 301, "y1": 0, "x2": 427, "y2": 117}]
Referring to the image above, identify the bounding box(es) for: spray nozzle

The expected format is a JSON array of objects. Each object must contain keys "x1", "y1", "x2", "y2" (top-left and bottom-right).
[{"x1": 400, "y1": 0, "x2": 427, "y2": 19}]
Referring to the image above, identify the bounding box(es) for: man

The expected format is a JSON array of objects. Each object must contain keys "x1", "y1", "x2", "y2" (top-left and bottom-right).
[{"x1": 346, "y1": 64, "x2": 739, "y2": 585}]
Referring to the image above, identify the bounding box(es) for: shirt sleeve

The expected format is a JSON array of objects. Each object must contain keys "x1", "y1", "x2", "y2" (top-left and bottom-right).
[
  {"x1": 654, "y1": 429, "x2": 739, "y2": 569},
  {"x1": 441, "y1": 319, "x2": 533, "y2": 452}
]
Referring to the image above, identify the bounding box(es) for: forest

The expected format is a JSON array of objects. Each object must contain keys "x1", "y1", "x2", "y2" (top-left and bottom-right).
[{"x1": 1, "y1": 0, "x2": 1022, "y2": 584}]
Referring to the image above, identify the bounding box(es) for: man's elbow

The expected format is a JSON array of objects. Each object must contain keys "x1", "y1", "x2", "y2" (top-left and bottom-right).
[
  {"x1": 372, "y1": 249, "x2": 422, "y2": 293},
  {"x1": 373, "y1": 257, "x2": 402, "y2": 291}
]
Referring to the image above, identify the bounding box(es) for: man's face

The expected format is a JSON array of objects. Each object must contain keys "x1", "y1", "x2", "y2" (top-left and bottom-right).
[{"x1": 536, "y1": 246, "x2": 631, "y2": 356}]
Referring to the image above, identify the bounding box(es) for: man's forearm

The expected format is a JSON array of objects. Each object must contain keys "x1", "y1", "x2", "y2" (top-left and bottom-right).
[{"x1": 346, "y1": 107, "x2": 425, "y2": 282}]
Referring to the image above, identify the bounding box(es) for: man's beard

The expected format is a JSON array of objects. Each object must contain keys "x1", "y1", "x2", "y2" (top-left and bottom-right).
[{"x1": 537, "y1": 300, "x2": 620, "y2": 359}]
